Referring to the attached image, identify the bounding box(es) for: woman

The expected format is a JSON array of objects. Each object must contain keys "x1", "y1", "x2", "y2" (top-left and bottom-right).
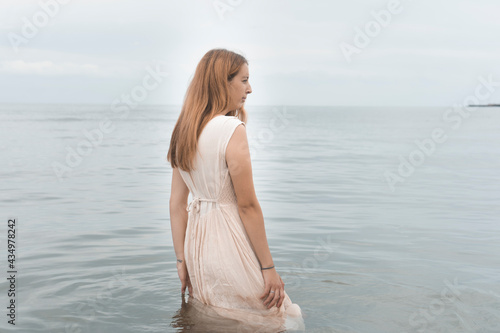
[{"x1": 167, "y1": 48, "x2": 304, "y2": 332}]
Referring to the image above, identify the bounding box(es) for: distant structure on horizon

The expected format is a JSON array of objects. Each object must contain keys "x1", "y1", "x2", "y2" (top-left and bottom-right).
[{"x1": 467, "y1": 103, "x2": 500, "y2": 107}]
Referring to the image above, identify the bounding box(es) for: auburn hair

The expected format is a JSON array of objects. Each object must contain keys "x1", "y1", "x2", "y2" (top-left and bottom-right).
[{"x1": 166, "y1": 48, "x2": 248, "y2": 172}]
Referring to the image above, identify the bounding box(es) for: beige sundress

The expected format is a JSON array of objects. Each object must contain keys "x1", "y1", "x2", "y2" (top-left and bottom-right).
[{"x1": 177, "y1": 115, "x2": 305, "y2": 332}]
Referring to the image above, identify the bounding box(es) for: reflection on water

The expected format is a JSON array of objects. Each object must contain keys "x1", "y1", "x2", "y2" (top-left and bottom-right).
[{"x1": 170, "y1": 295, "x2": 284, "y2": 333}]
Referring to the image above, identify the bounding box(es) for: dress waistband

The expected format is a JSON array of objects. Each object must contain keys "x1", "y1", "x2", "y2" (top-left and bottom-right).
[{"x1": 186, "y1": 197, "x2": 219, "y2": 214}]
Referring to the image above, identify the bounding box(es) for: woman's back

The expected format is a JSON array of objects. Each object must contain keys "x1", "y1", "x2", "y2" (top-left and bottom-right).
[{"x1": 178, "y1": 115, "x2": 243, "y2": 216}]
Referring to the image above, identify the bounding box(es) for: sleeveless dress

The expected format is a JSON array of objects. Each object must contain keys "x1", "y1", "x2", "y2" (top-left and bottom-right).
[{"x1": 177, "y1": 115, "x2": 305, "y2": 332}]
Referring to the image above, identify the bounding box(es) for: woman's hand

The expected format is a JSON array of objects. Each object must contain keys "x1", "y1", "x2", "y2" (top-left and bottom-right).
[
  {"x1": 176, "y1": 260, "x2": 193, "y2": 296},
  {"x1": 259, "y1": 268, "x2": 285, "y2": 309}
]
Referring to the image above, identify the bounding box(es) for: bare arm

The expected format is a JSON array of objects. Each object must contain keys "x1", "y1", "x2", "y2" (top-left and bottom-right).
[
  {"x1": 169, "y1": 167, "x2": 190, "y2": 261},
  {"x1": 226, "y1": 124, "x2": 274, "y2": 268}
]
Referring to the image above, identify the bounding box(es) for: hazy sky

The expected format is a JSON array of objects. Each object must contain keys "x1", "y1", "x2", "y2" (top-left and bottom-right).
[{"x1": 1, "y1": 0, "x2": 499, "y2": 106}]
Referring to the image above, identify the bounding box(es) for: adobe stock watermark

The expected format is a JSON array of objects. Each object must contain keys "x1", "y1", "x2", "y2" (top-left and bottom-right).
[
  {"x1": 339, "y1": 0, "x2": 407, "y2": 64},
  {"x1": 286, "y1": 233, "x2": 340, "y2": 289},
  {"x1": 64, "y1": 267, "x2": 131, "y2": 333},
  {"x1": 213, "y1": 0, "x2": 244, "y2": 21},
  {"x1": 51, "y1": 62, "x2": 168, "y2": 182},
  {"x1": 384, "y1": 74, "x2": 499, "y2": 192},
  {"x1": 7, "y1": 0, "x2": 72, "y2": 53},
  {"x1": 405, "y1": 277, "x2": 463, "y2": 333}
]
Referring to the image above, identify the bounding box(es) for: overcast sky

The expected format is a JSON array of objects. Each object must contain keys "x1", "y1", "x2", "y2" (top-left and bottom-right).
[{"x1": 1, "y1": 0, "x2": 499, "y2": 106}]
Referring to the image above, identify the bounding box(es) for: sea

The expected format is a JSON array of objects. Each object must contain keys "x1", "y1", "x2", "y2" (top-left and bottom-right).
[{"x1": 0, "y1": 104, "x2": 499, "y2": 332}]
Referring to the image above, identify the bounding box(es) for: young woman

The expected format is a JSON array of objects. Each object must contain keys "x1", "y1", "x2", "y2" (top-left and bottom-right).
[{"x1": 167, "y1": 48, "x2": 304, "y2": 331}]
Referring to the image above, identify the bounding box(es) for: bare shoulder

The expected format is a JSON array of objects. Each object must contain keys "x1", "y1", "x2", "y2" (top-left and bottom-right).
[
  {"x1": 226, "y1": 123, "x2": 258, "y2": 209},
  {"x1": 226, "y1": 122, "x2": 248, "y2": 174},
  {"x1": 227, "y1": 121, "x2": 246, "y2": 150}
]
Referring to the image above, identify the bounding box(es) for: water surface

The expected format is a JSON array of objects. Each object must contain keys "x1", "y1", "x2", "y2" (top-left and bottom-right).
[{"x1": 0, "y1": 104, "x2": 499, "y2": 332}]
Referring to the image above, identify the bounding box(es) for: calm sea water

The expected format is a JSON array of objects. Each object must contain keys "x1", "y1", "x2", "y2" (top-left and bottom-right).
[{"x1": 0, "y1": 104, "x2": 499, "y2": 332}]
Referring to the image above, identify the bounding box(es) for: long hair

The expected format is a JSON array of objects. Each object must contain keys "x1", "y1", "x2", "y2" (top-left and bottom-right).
[{"x1": 166, "y1": 48, "x2": 248, "y2": 172}]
